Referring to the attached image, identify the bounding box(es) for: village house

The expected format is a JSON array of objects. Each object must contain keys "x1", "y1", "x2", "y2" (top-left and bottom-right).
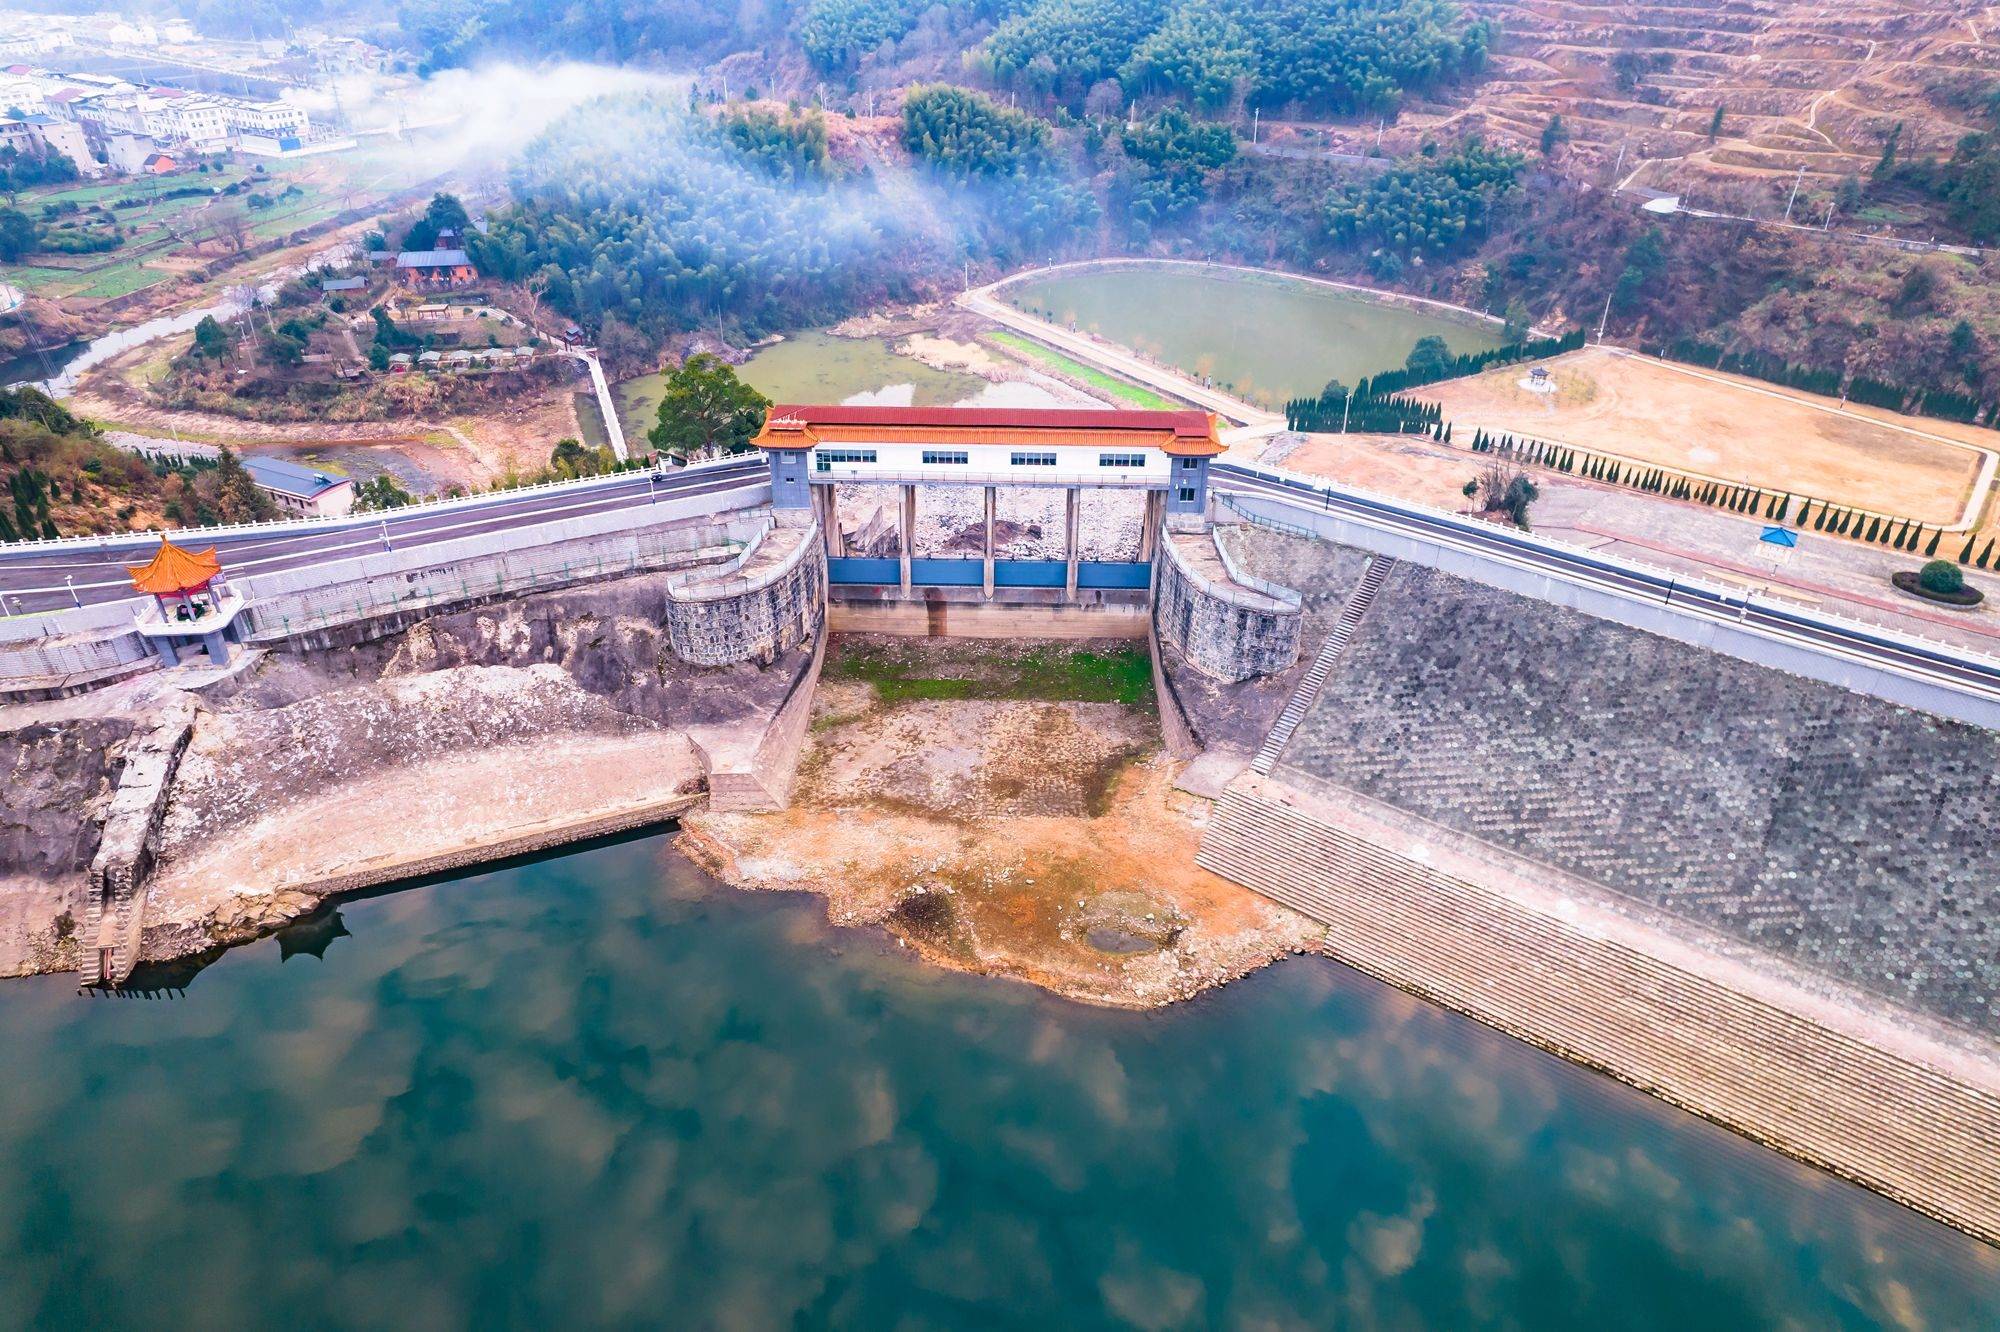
[
  {"x1": 394, "y1": 247, "x2": 477, "y2": 291},
  {"x1": 241, "y1": 456, "x2": 356, "y2": 518}
]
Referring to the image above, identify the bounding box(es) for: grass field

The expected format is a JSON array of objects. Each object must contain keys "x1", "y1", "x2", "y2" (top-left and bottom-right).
[
  {"x1": 983, "y1": 330, "x2": 1177, "y2": 410},
  {"x1": 1418, "y1": 346, "x2": 1990, "y2": 524}
]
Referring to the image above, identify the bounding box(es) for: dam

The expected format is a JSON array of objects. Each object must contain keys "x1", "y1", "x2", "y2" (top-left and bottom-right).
[{"x1": 1, "y1": 405, "x2": 1998, "y2": 1250}]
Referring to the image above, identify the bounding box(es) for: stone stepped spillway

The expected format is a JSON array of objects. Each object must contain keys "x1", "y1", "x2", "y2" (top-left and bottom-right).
[
  {"x1": 1252, "y1": 557, "x2": 1389, "y2": 774},
  {"x1": 1195, "y1": 773, "x2": 2000, "y2": 1245}
]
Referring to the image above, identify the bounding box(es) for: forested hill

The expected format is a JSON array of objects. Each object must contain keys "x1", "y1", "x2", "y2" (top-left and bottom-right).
[
  {"x1": 468, "y1": 91, "x2": 1111, "y2": 344},
  {"x1": 392, "y1": 0, "x2": 1490, "y2": 118},
  {"x1": 469, "y1": 97, "x2": 930, "y2": 342}
]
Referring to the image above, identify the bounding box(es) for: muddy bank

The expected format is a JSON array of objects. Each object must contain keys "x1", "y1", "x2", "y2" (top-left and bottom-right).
[{"x1": 682, "y1": 640, "x2": 1322, "y2": 1009}]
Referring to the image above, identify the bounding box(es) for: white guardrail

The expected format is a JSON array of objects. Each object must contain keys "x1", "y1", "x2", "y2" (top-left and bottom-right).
[
  {"x1": 0, "y1": 455, "x2": 759, "y2": 556},
  {"x1": 1217, "y1": 458, "x2": 2000, "y2": 680}
]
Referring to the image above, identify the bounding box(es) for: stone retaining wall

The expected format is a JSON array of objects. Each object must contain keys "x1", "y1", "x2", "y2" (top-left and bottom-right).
[
  {"x1": 665, "y1": 520, "x2": 825, "y2": 667},
  {"x1": 1198, "y1": 771, "x2": 2000, "y2": 1246},
  {"x1": 1280, "y1": 561, "x2": 2000, "y2": 1031},
  {"x1": 1152, "y1": 530, "x2": 1302, "y2": 683}
]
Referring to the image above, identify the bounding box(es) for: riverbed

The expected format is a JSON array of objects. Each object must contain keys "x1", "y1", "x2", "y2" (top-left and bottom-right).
[
  {"x1": 1002, "y1": 264, "x2": 1506, "y2": 408},
  {"x1": 1, "y1": 833, "x2": 1994, "y2": 1325}
]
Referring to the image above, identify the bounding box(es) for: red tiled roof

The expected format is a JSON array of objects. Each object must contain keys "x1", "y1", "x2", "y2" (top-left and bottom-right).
[
  {"x1": 126, "y1": 539, "x2": 221, "y2": 596},
  {"x1": 762, "y1": 404, "x2": 1215, "y2": 438},
  {"x1": 754, "y1": 403, "x2": 1225, "y2": 457}
]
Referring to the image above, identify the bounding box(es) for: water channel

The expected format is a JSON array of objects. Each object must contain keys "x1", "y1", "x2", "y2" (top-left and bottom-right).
[{"x1": 2, "y1": 833, "x2": 1994, "y2": 1326}]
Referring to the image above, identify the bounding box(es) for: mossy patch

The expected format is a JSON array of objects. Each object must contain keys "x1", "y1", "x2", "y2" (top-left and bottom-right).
[{"x1": 825, "y1": 637, "x2": 1155, "y2": 708}]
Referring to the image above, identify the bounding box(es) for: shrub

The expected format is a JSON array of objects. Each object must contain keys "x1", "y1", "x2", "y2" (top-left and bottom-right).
[{"x1": 1919, "y1": 559, "x2": 1964, "y2": 596}]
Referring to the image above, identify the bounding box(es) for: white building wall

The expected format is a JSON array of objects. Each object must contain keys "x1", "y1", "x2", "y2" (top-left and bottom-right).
[{"x1": 809, "y1": 440, "x2": 1172, "y2": 486}]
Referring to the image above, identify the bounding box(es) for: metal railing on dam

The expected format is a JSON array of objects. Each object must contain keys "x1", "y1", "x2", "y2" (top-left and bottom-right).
[{"x1": 1213, "y1": 461, "x2": 2000, "y2": 730}]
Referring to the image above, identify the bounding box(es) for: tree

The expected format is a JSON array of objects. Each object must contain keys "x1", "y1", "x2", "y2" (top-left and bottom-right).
[
  {"x1": 1874, "y1": 122, "x2": 1902, "y2": 180},
  {"x1": 1918, "y1": 559, "x2": 1963, "y2": 595},
  {"x1": 1707, "y1": 106, "x2": 1725, "y2": 140},
  {"x1": 0, "y1": 206, "x2": 33, "y2": 262},
  {"x1": 549, "y1": 437, "x2": 615, "y2": 478},
  {"x1": 647, "y1": 354, "x2": 771, "y2": 461},
  {"x1": 192, "y1": 315, "x2": 232, "y2": 360},
  {"x1": 403, "y1": 192, "x2": 472, "y2": 250},
  {"x1": 1405, "y1": 335, "x2": 1455, "y2": 381},
  {"x1": 1540, "y1": 114, "x2": 1567, "y2": 156},
  {"x1": 210, "y1": 448, "x2": 277, "y2": 523},
  {"x1": 353, "y1": 474, "x2": 415, "y2": 512}
]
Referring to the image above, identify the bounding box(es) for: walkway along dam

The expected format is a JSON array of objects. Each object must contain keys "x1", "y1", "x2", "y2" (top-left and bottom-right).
[{"x1": 3, "y1": 406, "x2": 1998, "y2": 1245}]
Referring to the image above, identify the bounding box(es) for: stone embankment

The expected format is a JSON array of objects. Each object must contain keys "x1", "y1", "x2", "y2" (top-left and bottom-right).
[
  {"x1": 82, "y1": 699, "x2": 194, "y2": 985},
  {"x1": 1199, "y1": 771, "x2": 2000, "y2": 1246}
]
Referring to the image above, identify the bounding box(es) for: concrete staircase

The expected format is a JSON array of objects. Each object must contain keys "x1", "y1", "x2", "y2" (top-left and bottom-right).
[
  {"x1": 1196, "y1": 776, "x2": 2000, "y2": 1245},
  {"x1": 1252, "y1": 557, "x2": 1390, "y2": 774}
]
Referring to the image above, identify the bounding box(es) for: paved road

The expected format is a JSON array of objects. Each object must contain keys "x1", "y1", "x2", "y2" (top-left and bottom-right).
[
  {"x1": 0, "y1": 458, "x2": 766, "y2": 617},
  {"x1": 1213, "y1": 462, "x2": 2000, "y2": 704}
]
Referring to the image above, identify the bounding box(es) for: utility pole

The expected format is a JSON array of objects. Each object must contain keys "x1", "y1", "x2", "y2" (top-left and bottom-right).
[
  {"x1": 1782, "y1": 164, "x2": 1805, "y2": 223},
  {"x1": 1612, "y1": 140, "x2": 1626, "y2": 183},
  {"x1": 1596, "y1": 290, "x2": 1614, "y2": 342},
  {"x1": 1251, "y1": 108, "x2": 1259, "y2": 145}
]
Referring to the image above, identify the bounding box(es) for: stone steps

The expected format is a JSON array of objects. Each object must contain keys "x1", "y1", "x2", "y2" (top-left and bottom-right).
[
  {"x1": 1196, "y1": 782, "x2": 2000, "y2": 1242},
  {"x1": 1253, "y1": 557, "x2": 1390, "y2": 774}
]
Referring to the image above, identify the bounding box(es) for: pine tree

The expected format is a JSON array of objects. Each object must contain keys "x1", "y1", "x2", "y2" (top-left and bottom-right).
[
  {"x1": 1960, "y1": 534, "x2": 1977, "y2": 563},
  {"x1": 1866, "y1": 517, "x2": 1883, "y2": 542},
  {"x1": 1925, "y1": 528, "x2": 1942, "y2": 556},
  {"x1": 1981, "y1": 539, "x2": 1994, "y2": 568}
]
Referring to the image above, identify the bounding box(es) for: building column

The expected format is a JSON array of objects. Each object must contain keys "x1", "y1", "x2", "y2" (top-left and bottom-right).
[
  {"x1": 1139, "y1": 489, "x2": 1163, "y2": 561},
  {"x1": 900, "y1": 483, "x2": 915, "y2": 596},
  {"x1": 1064, "y1": 486, "x2": 1080, "y2": 602},
  {"x1": 982, "y1": 485, "x2": 996, "y2": 599},
  {"x1": 815, "y1": 484, "x2": 842, "y2": 557},
  {"x1": 202, "y1": 630, "x2": 229, "y2": 665},
  {"x1": 149, "y1": 636, "x2": 179, "y2": 667}
]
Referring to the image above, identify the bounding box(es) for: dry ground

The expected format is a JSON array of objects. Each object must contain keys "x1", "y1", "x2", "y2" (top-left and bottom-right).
[
  {"x1": 1418, "y1": 346, "x2": 1990, "y2": 522},
  {"x1": 681, "y1": 674, "x2": 1318, "y2": 1008}
]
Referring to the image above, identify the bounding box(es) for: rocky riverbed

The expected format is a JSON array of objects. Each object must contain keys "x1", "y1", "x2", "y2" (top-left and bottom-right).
[{"x1": 681, "y1": 639, "x2": 1321, "y2": 1008}]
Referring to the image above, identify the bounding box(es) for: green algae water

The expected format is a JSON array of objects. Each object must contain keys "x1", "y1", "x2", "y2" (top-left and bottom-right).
[
  {"x1": 2, "y1": 834, "x2": 1996, "y2": 1328},
  {"x1": 1004, "y1": 265, "x2": 1505, "y2": 409},
  {"x1": 605, "y1": 334, "x2": 988, "y2": 446}
]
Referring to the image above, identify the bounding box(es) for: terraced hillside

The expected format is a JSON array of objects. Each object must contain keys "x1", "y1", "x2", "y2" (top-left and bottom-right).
[{"x1": 1440, "y1": 0, "x2": 1996, "y2": 196}]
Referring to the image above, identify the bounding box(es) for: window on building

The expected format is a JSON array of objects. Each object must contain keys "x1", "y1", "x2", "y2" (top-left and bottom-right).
[
  {"x1": 1177, "y1": 486, "x2": 1197, "y2": 504},
  {"x1": 1180, "y1": 457, "x2": 1201, "y2": 470},
  {"x1": 1099, "y1": 452, "x2": 1147, "y2": 469},
  {"x1": 1010, "y1": 452, "x2": 1057, "y2": 467},
  {"x1": 814, "y1": 449, "x2": 877, "y2": 472},
  {"x1": 922, "y1": 450, "x2": 970, "y2": 465}
]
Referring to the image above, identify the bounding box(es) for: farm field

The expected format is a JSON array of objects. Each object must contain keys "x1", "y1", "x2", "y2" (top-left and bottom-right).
[
  {"x1": 0, "y1": 150, "x2": 418, "y2": 307},
  {"x1": 1418, "y1": 346, "x2": 1992, "y2": 524}
]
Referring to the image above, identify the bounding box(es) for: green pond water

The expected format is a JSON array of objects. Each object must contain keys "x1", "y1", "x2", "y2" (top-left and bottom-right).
[
  {"x1": 599, "y1": 333, "x2": 988, "y2": 448},
  {"x1": 3, "y1": 833, "x2": 1996, "y2": 1327},
  {"x1": 1004, "y1": 266, "x2": 1506, "y2": 409}
]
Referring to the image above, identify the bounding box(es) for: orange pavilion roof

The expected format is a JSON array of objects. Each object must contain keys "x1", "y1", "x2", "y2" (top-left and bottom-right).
[{"x1": 126, "y1": 539, "x2": 222, "y2": 596}]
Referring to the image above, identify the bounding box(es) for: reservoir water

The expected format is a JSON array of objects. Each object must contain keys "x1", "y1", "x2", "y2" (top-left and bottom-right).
[
  {"x1": 1003, "y1": 264, "x2": 1506, "y2": 409},
  {"x1": 607, "y1": 333, "x2": 989, "y2": 445},
  {"x1": 2, "y1": 833, "x2": 1995, "y2": 1326}
]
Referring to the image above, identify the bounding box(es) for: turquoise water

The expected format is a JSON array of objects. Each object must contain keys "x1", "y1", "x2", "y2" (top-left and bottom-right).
[{"x1": 2, "y1": 834, "x2": 1996, "y2": 1327}]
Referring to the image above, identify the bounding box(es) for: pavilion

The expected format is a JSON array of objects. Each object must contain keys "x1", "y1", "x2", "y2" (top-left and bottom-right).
[{"x1": 126, "y1": 539, "x2": 246, "y2": 666}]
